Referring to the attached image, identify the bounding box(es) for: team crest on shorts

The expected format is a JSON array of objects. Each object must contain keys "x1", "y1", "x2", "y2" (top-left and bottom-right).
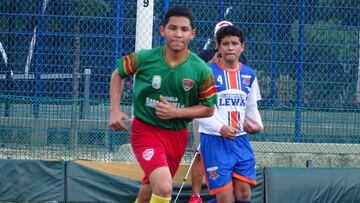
[
  {"x1": 143, "y1": 148, "x2": 154, "y2": 161},
  {"x1": 182, "y1": 79, "x2": 194, "y2": 91},
  {"x1": 207, "y1": 166, "x2": 219, "y2": 180}
]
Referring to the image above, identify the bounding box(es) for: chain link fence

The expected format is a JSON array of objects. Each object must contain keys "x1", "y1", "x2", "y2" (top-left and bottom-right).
[{"x1": 1, "y1": 0, "x2": 359, "y2": 167}]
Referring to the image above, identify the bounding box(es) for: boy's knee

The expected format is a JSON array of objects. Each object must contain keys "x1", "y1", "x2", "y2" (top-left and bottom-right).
[
  {"x1": 236, "y1": 188, "x2": 251, "y2": 201},
  {"x1": 152, "y1": 181, "x2": 172, "y2": 197}
]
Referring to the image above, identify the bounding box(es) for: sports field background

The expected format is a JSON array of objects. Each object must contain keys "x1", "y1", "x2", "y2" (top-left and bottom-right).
[{"x1": 1, "y1": 0, "x2": 360, "y2": 168}]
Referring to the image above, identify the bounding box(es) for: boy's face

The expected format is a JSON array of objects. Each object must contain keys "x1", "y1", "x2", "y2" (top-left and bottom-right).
[
  {"x1": 160, "y1": 16, "x2": 195, "y2": 52},
  {"x1": 218, "y1": 35, "x2": 244, "y2": 63}
]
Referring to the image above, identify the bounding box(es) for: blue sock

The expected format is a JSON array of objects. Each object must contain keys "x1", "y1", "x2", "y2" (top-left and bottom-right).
[
  {"x1": 235, "y1": 200, "x2": 250, "y2": 203},
  {"x1": 208, "y1": 199, "x2": 217, "y2": 203}
]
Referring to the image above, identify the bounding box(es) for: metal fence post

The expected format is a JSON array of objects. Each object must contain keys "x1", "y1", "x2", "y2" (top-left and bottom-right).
[{"x1": 295, "y1": 0, "x2": 305, "y2": 143}]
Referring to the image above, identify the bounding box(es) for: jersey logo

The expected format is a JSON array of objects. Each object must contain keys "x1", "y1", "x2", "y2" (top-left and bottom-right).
[
  {"x1": 152, "y1": 75, "x2": 161, "y2": 89},
  {"x1": 207, "y1": 166, "x2": 219, "y2": 180},
  {"x1": 182, "y1": 79, "x2": 194, "y2": 91},
  {"x1": 242, "y1": 75, "x2": 251, "y2": 86},
  {"x1": 142, "y1": 148, "x2": 154, "y2": 161}
]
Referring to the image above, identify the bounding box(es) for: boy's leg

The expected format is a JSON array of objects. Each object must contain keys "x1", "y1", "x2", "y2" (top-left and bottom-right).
[
  {"x1": 190, "y1": 154, "x2": 203, "y2": 194},
  {"x1": 189, "y1": 120, "x2": 204, "y2": 203},
  {"x1": 131, "y1": 118, "x2": 188, "y2": 203},
  {"x1": 233, "y1": 179, "x2": 251, "y2": 202},
  {"x1": 189, "y1": 154, "x2": 203, "y2": 203},
  {"x1": 134, "y1": 167, "x2": 173, "y2": 203},
  {"x1": 149, "y1": 166, "x2": 173, "y2": 197},
  {"x1": 215, "y1": 189, "x2": 233, "y2": 203},
  {"x1": 136, "y1": 184, "x2": 152, "y2": 203},
  {"x1": 136, "y1": 167, "x2": 173, "y2": 203},
  {"x1": 232, "y1": 135, "x2": 256, "y2": 202},
  {"x1": 136, "y1": 158, "x2": 182, "y2": 203},
  {"x1": 200, "y1": 133, "x2": 234, "y2": 201}
]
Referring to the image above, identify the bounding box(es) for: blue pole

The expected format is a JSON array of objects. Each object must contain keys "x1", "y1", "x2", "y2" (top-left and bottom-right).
[
  {"x1": 163, "y1": 0, "x2": 169, "y2": 16},
  {"x1": 295, "y1": 0, "x2": 305, "y2": 143},
  {"x1": 34, "y1": 0, "x2": 44, "y2": 118},
  {"x1": 218, "y1": 0, "x2": 225, "y2": 20},
  {"x1": 115, "y1": 0, "x2": 122, "y2": 58},
  {"x1": 108, "y1": 0, "x2": 123, "y2": 153},
  {"x1": 5, "y1": 0, "x2": 17, "y2": 117},
  {"x1": 271, "y1": 0, "x2": 279, "y2": 106},
  {"x1": 159, "y1": 0, "x2": 169, "y2": 46}
]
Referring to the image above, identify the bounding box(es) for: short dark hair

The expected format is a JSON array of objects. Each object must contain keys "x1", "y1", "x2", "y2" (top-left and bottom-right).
[
  {"x1": 163, "y1": 7, "x2": 195, "y2": 29},
  {"x1": 216, "y1": 25, "x2": 245, "y2": 45}
]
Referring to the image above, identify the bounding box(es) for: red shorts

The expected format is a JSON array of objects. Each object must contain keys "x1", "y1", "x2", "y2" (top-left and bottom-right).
[{"x1": 130, "y1": 118, "x2": 188, "y2": 185}]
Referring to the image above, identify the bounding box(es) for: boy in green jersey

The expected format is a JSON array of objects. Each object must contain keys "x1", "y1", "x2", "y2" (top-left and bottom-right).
[{"x1": 109, "y1": 7, "x2": 217, "y2": 203}]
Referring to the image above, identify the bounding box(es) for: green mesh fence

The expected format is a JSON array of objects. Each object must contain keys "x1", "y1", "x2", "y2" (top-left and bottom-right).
[{"x1": 0, "y1": 0, "x2": 359, "y2": 167}]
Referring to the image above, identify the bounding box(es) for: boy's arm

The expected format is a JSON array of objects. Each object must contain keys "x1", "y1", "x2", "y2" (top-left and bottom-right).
[
  {"x1": 109, "y1": 69, "x2": 129, "y2": 131},
  {"x1": 195, "y1": 116, "x2": 222, "y2": 133},
  {"x1": 155, "y1": 67, "x2": 218, "y2": 120},
  {"x1": 155, "y1": 95, "x2": 214, "y2": 120},
  {"x1": 244, "y1": 104, "x2": 263, "y2": 134},
  {"x1": 244, "y1": 77, "x2": 263, "y2": 134}
]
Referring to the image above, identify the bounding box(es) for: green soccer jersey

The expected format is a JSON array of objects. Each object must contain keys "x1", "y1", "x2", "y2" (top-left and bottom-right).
[{"x1": 117, "y1": 46, "x2": 217, "y2": 130}]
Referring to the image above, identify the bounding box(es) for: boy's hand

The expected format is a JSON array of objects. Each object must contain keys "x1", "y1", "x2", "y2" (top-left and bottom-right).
[
  {"x1": 155, "y1": 95, "x2": 178, "y2": 120},
  {"x1": 208, "y1": 51, "x2": 222, "y2": 64},
  {"x1": 220, "y1": 125, "x2": 238, "y2": 140},
  {"x1": 109, "y1": 110, "x2": 129, "y2": 131},
  {"x1": 243, "y1": 117, "x2": 262, "y2": 134}
]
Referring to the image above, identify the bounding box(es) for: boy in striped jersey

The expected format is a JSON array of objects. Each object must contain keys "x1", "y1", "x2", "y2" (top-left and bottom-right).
[
  {"x1": 189, "y1": 21, "x2": 250, "y2": 203},
  {"x1": 196, "y1": 25, "x2": 263, "y2": 203},
  {"x1": 109, "y1": 7, "x2": 217, "y2": 203}
]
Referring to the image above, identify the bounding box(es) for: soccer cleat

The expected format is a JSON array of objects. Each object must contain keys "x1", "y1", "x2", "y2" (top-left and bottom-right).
[{"x1": 188, "y1": 193, "x2": 203, "y2": 203}]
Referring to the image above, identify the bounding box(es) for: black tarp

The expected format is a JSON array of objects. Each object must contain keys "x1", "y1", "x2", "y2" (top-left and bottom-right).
[
  {"x1": 2, "y1": 160, "x2": 360, "y2": 203},
  {"x1": 264, "y1": 167, "x2": 360, "y2": 203},
  {"x1": 66, "y1": 161, "x2": 139, "y2": 203},
  {"x1": 0, "y1": 159, "x2": 65, "y2": 202},
  {"x1": 67, "y1": 161, "x2": 264, "y2": 203}
]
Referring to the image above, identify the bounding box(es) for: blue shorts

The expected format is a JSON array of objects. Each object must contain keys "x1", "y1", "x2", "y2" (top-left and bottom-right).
[{"x1": 200, "y1": 132, "x2": 256, "y2": 195}]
